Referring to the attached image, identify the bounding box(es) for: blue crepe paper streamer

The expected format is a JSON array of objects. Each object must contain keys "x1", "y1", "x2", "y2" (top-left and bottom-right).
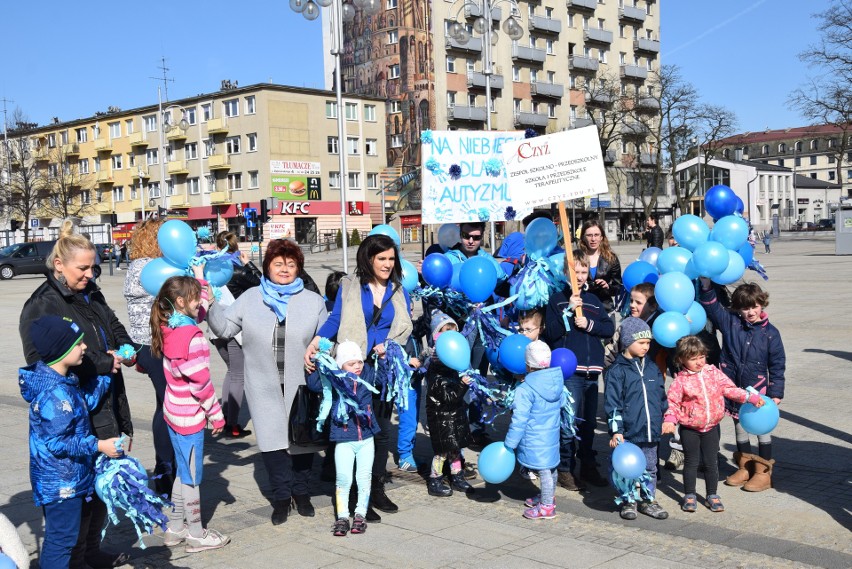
[
  {"x1": 314, "y1": 338, "x2": 378, "y2": 427},
  {"x1": 377, "y1": 340, "x2": 413, "y2": 411},
  {"x1": 511, "y1": 257, "x2": 567, "y2": 310}
]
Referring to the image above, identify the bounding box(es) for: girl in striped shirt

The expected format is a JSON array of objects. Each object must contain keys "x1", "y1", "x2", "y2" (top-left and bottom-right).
[{"x1": 151, "y1": 274, "x2": 230, "y2": 552}]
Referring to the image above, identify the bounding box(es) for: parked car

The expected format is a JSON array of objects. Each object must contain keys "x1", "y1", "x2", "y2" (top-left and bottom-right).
[
  {"x1": 796, "y1": 221, "x2": 818, "y2": 231},
  {"x1": 817, "y1": 218, "x2": 835, "y2": 230},
  {"x1": 95, "y1": 243, "x2": 117, "y2": 261},
  {"x1": 0, "y1": 241, "x2": 56, "y2": 280}
]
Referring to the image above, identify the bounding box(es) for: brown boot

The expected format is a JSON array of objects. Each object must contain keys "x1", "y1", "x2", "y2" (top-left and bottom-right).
[
  {"x1": 743, "y1": 456, "x2": 774, "y2": 492},
  {"x1": 724, "y1": 452, "x2": 754, "y2": 487}
]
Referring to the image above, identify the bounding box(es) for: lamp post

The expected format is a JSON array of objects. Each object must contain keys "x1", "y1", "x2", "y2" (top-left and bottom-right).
[
  {"x1": 289, "y1": 0, "x2": 378, "y2": 272},
  {"x1": 156, "y1": 91, "x2": 189, "y2": 210}
]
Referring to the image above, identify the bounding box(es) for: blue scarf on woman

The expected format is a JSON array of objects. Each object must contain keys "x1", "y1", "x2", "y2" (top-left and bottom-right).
[{"x1": 260, "y1": 276, "x2": 304, "y2": 322}]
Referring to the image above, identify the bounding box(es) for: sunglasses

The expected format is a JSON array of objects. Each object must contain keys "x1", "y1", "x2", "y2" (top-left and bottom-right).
[{"x1": 461, "y1": 231, "x2": 483, "y2": 241}]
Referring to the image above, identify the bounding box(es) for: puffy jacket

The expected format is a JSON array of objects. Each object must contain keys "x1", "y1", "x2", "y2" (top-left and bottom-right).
[
  {"x1": 543, "y1": 287, "x2": 615, "y2": 377},
  {"x1": 504, "y1": 367, "x2": 564, "y2": 470},
  {"x1": 307, "y1": 368, "x2": 381, "y2": 443},
  {"x1": 604, "y1": 354, "x2": 667, "y2": 443},
  {"x1": 587, "y1": 254, "x2": 623, "y2": 312},
  {"x1": 664, "y1": 364, "x2": 762, "y2": 432},
  {"x1": 19, "y1": 362, "x2": 111, "y2": 506},
  {"x1": 425, "y1": 360, "x2": 471, "y2": 454},
  {"x1": 699, "y1": 287, "x2": 786, "y2": 413},
  {"x1": 20, "y1": 271, "x2": 134, "y2": 439}
]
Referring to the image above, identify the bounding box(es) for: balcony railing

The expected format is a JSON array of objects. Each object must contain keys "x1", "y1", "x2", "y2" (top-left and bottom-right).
[
  {"x1": 464, "y1": 3, "x2": 501, "y2": 20},
  {"x1": 529, "y1": 15, "x2": 561, "y2": 34},
  {"x1": 445, "y1": 36, "x2": 483, "y2": 53},
  {"x1": 62, "y1": 143, "x2": 80, "y2": 156},
  {"x1": 94, "y1": 202, "x2": 112, "y2": 214},
  {"x1": 166, "y1": 128, "x2": 188, "y2": 141},
  {"x1": 448, "y1": 105, "x2": 487, "y2": 122},
  {"x1": 530, "y1": 82, "x2": 564, "y2": 98},
  {"x1": 569, "y1": 55, "x2": 599, "y2": 72},
  {"x1": 635, "y1": 96, "x2": 661, "y2": 112},
  {"x1": 566, "y1": 0, "x2": 597, "y2": 10},
  {"x1": 619, "y1": 5, "x2": 646, "y2": 23},
  {"x1": 622, "y1": 121, "x2": 651, "y2": 137},
  {"x1": 131, "y1": 169, "x2": 149, "y2": 180},
  {"x1": 585, "y1": 91, "x2": 615, "y2": 106},
  {"x1": 210, "y1": 191, "x2": 230, "y2": 204},
  {"x1": 129, "y1": 132, "x2": 149, "y2": 147},
  {"x1": 168, "y1": 195, "x2": 189, "y2": 207},
  {"x1": 33, "y1": 148, "x2": 50, "y2": 161},
  {"x1": 511, "y1": 45, "x2": 546, "y2": 63},
  {"x1": 167, "y1": 161, "x2": 189, "y2": 175},
  {"x1": 640, "y1": 152, "x2": 658, "y2": 166},
  {"x1": 514, "y1": 111, "x2": 550, "y2": 127},
  {"x1": 208, "y1": 154, "x2": 231, "y2": 170},
  {"x1": 467, "y1": 71, "x2": 504, "y2": 90},
  {"x1": 634, "y1": 38, "x2": 660, "y2": 53},
  {"x1": 604, "y1": 150, "x2": 617, "y2": 163},
  {"x1": 93, "y1": 138, "x2": 113, "y2": 153},
  {"x1": 96, "y1": 170, "x2": 114, "y2": 184},
  {"x1": 207, "y1": 117, "x2": 229, "y2": 135},
  {"x1": 571, "y1": 117, "x2": 594, "y2": 129},
  {"x1": 620, "y1": 64, "x2": 648, "y2": 80},
  {"x1": 584, "y1": 27, "x2": 613, "y2": 44}
]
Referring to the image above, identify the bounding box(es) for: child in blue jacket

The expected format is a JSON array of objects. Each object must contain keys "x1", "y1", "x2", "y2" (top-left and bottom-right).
[
  {"x1": 19, "y1": 316, "x2": 122, "y2": 568},
  {"x1": 604, "y1": 317, "x2": 669, "y2": 521},
  {"x1": 504, "y1": 341, "x2": 566, "y2": 520},
  {"x1": 543, "y1": 253, "x2": 615, "y2": 490}
]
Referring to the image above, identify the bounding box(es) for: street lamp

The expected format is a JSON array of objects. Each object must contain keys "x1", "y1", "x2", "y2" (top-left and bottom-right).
[
  {"x1": 289, "y1": 0, "x2": 378, "y2": 272},
  {"x1": 156, "y1": 91, "x2": 189, "y2": 210}
]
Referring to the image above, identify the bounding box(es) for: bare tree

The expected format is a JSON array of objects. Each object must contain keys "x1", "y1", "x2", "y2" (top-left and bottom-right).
[
  {"x1": 41, "y1": 145, "x2": 97, "y2": 220},
  {"x1": 0, "y1": 110, "x2": 50, "y2": 241}
]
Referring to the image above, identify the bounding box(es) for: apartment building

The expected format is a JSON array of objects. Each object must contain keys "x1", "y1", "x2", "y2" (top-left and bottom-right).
[{"x1": 1, "y1": 83, "x2": 387, "y2": 246}]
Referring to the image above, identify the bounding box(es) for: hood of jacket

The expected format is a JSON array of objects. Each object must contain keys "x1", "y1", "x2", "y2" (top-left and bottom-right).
[
  {"x1": 19, "y1": 361, "x2": 78, "y2": 403},
  {"x1": 523, "y1": 367, "x2": 563, "y2": 402},
  {"x1": 161, "y1": 325, "x2": 201, "y2": 361}
]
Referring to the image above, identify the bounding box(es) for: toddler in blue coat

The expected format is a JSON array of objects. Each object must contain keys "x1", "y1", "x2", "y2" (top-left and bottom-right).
[{"x1": 504, "y1": 341, "x2": 566, "y2": 520}]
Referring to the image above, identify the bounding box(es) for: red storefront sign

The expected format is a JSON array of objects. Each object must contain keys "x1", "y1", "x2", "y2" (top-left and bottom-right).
[
  {"x1": 400, "y1": 215, "x2": 421, "y2": 226},
  {"x1": 112, "y1": 223, "x2": 136, "y2": 242},
  {"x1": 186, "y1": 204, "x2": 239, "y2": 220},
  {"x1": 275, "y1": 201, "x2": 371, "y2": 215}
]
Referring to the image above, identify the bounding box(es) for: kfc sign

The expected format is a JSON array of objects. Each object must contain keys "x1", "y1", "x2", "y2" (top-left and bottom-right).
[{"x1": 279, "y1": 202, "x2": 310, "y2": 214}]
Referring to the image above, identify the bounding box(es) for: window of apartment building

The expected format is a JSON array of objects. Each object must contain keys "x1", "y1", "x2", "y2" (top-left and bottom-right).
[
  {"x1": 795, "y1": 156, "x2": 801, "y2": 167},
  {"x1": 76, "y1": 128, "x2": 87, "y2": 143},
  {"x1": 47, "y1": 133, "x2": 56, "y2": 148},
  {"x1": 386, "y1": 0, "x2": 396, "y2": 7},
  {"x1": 109, "y1": 122, "x2": 121, "y2": 139},
  {"x1": 80, "y1": 190, "x2": 91, "y2": 204},
  {"x1": 528, "y1": 4, "x2": 535, "y2": 16},
  {"x1": 547, "y1": 103, "x2": 556, "y2": 118},
  {"x1": 583, "y1": 45, "x2": 592, "y2": 58},
  {"x1": 546, "y1": 39, "x2": 554, "y2": 54},
  {"x1": 366, "y1": 138, "x2": 378, "y2": 155},
  {"x1": 347, "y1": 137, "x2": 360, "y2": 155},
  {"x1": 777, "y1": 159, "x2": 785, "y2": 167},
  {"x1": 646, "y1": 0, "x2": 652, "y2": 15},
  {"x1": 810, "y1": 155, "x2": 817, "y2": 165},
  {"x1": 468, "y1": 93, "x2": 477, "y2": 106},
  {"x1": 829, "y1": 138, "x2": 837, "y2": 148},
  {"x1": 545, "y1": 6, "x2": 553, "y2": 18},
  {"x1": 94, "y1": 157, "x2": 101, "y2": 173},
  {"x1": 761, "y1": 145, "x2": 769, "y2": 155},
  {"x1": 778, "y1": 143, "x2": 787, "y2": 153},
  {"x1": 848, "y1": 169, "x2": 852, "y2": 180},
  {"x1": 245, "y1": 96, "x2": 256, "y2": 115},
  {"x1": 328, "y1": 136, "x2": 339, "y2": 154},
  {"x1": 598, "y1": 48, "x2": 607, "y2": 63},
  {"x1": 597, "y1": 18, "x2": 605, "y2": 29},
  {"x1": 202, "y1": 103, "x2": 212, "y2": 121},
  {"x1": 466, "y1": 58, "x2": 476, "y2": 73},
  {"x1": 146, "y1": 149, "x2": 159, "y2": 165},
  {"x1": 532, "y1": 101, "x2": 541, "y2": 114},
  {"x1": 829, "y1": 171, "x2": 836, "y2": 180},
  {"x1": 60, "y1": 131, "x2": 69, "y2": 145},
  {"x1": 47, "y1": 164, "x2": 58, "y2": 179},
  {"x1": 345, "y1": 102, "x2": 358, "y2": 120},
  {"x1": 204, "y1": 175, "x2": 215, "y2": 193},
  {"x1": 188, "y1": 177, "x2": 200, "y2": 195},
  {"x1": 447, "y1": 91, "x2": 457, "y2": 106},
  {"x1": 128, "y1": 153, "x2": 135, "y2": 167},
  {"x1": 78, "y1": 159, "x2": 89, "y2": 174},
  {"x1": 247, "y1": 133, "x2": 257, "y2": 152},
  {"x1": 446, "y1": 56, "x2": 456, "y2": 73},
  {"x1": 144, "y1": 115, "x2": 157, "y2": 132},
  {"x1": 185, "y1": 107, "x2": 197, "y2": 125},
  {"x1": 223, "y1": 99, "x2": 239, "y2": 118},
  {"x1": 111, "y1": 155, "x2": 123, "y2": 170},
  {"x1": 512, "y1": 66, "x2": 520, "y2": 81},
  {"x1": 390, "y1": 134, "x2": 403, "y2": 148},
  {"x1": 530, "y1": 69, "x2": 538, "y2": 83},
  {"x1": 186, "y1": 142, "x2": 198, "y2": 160},
  {"x1": 828, "y1": 154, "x2": 836, "y2": 164},
  {"x1": 388, "y1": 30, "x2": 398, "y2": 44},
  {"x1": 112, "y1": 187, "x2": 124, "y2": 202},
  {"x1": 326, "y1": 101, "x2": 338, "y2": 118},
  {"x1": 795, "y1": 141, "x2": 803, "y2": 152},
  {"x1": 582, "y1": 16, "x2": 589, "y2": 30},
  {"x1": 848, "y1": 151, "x2": 852, "y2": 161},
  {"x1": 227, "y1": 173, "x2": 242, "y2": 190},
  {"x1": 364, "y1": 105, "x2": 376, "y2": 121},
  {"x1": 348, "y1": 172, "x2": 361, "y2": 190},
  {"x1": 329, "y1": 171, "x2": 340, "y2": 188},
  {"x1": 148, "y1": 182, "x2": 161, "y2": 198},
  {"x1": 130, "y1": 186, "x2": 138, "y2": 200},
  {"x1": 125, "y1": 119, "x2": 134, "y2": 135},
  {"x1": 167, "y1": 142, "x2": 177, "y2": 162},
  {"x1": 389, "y1": 64, "x2": 400, "y2": 79},
  {"x1": 810, "y1": 139, "x2": 818, "y2": 150},
  {"x1": 204, "y1": 139, "x2": 214, "y2": 157},
  {"x1": 367, "y1": 172, "x2": 378, "y2": 189},
  {"x1": 389, "y1": 101, "x2": 402, "y2": 113},
  {"x1": 567, "y1": 13, "x2": 574, "y2": 27},
  {"x1": 249, "y1": 171, "x2": 259, "y2": 188},
  {"x1": 810, "y1": 172, "x2": 818, "y2": 179},
  {"x1": 528, "y1": 35, "x2": 537, "y2": 48},
  {"x1": 619, "y1": 24, "x2": 625, "y2": 38},
  {"x1": 226, "y1": 136, "x2": 241, "y2": 154},
  {"x1": 166, "y1": 180, "x2": 176, "y2": 196},
  {"x1": 547, "y1": 71, "x2": 556, "y2": 83},
  {"x1": 513, "y1": 99, "x2": 522, "y2": 113}
]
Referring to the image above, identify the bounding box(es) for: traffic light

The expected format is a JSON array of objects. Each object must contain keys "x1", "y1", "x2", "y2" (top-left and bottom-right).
[
  {"x1": 260, "y1": 198, "x2": 270, "y2": 223},
  {"x1": 109, "y1": 213, "x2": 118, "y2": 226},
  {"x1": 10, "y1": 219, "x2": 20, "y2": 231}
]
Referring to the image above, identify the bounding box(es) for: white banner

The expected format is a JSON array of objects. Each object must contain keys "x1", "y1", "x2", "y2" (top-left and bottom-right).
[{"x1": 502, "y1": 126, "x2": 608, "y2": 209}]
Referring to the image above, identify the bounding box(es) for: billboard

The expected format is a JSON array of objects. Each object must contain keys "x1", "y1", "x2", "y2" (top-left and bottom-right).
[{"x1": 270, "y1": 160, "x2": 322, "y2": 201}]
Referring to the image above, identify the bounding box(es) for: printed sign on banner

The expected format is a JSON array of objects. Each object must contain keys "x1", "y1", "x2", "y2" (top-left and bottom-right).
[
  {"x1": 502, "y1": 127, "x2": 608, "y2": 208},
  {"x1": 421, "y1": 130, "x2": 530, "y2": 224}
]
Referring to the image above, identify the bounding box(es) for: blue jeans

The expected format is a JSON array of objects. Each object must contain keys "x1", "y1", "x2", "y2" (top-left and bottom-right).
[
  {"x1": 335, "y1": 438, "x2": 375, "y2": 518},
  {"x1": 396, "y1": 375, "x2": 422, "y2": 461},
  {"x1": 42, "y1": 496, "x2": 84, "y2": 569},
  {"x1": 559, "y1": 374, "x2": 600, "y2": 472}
]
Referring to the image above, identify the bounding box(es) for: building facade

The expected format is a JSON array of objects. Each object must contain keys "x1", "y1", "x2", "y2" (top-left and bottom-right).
[{"x1": 1, "y1": 83, "x2": 386, "y2": 246}]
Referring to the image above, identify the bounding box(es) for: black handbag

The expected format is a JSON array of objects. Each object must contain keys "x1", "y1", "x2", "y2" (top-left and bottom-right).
[{"x1": 287, "y1": 385, "x2": 330, "y2": 447}]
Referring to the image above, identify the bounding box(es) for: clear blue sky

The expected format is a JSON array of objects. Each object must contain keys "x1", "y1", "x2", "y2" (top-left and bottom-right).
[{"x1": 0, "y1": 0, "x2": 829, "y2": 133}]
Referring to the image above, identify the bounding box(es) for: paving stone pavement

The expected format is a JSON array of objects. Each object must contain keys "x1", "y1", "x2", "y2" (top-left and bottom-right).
[{"x1": 1, "y1": 234, "x2": 850, "y2": 568}]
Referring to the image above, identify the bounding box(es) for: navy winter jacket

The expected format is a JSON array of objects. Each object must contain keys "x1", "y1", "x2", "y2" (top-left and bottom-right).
[
  {"x1": 19, "y1": 362, "x2": 111, "y2": 507},
  {"x1": 543, "y1": 287, "x2": 615, "y2": 377},
  {"x1": 699, "y1": 287, "x2": 786, "y2": 411},
  {"x1": 504, "y1": 367, "x2": 565, "y2": 470},
  {"x1": 604, "y1": 354, "x2": 667, "y2": 444},
  {"x1": 307, "y1": 369, "x2": 381, "y2": 443}
]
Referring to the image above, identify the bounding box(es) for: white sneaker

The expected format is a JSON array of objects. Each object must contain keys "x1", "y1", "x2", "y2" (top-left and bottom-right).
[
  {"x1": 185, "y1": 528, "x2": 230, "y2": 553},
  {"x1": 163, "y1": 525, "x2": 189, "y2": 547}
]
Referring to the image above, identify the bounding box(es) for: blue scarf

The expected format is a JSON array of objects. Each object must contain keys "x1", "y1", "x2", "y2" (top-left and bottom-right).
[{"x1": 260, "y1": 276, "x2": 304, "y2": 322}]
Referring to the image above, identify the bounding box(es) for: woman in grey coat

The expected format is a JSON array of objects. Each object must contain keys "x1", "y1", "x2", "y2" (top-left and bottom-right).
[{"x1": 208, "y1": 239, "x2": 327, "y2": 526}]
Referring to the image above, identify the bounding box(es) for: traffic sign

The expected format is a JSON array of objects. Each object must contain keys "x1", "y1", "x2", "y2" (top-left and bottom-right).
[{"x1": 244, "y1": 207, "x2": 257, "y2": 228}]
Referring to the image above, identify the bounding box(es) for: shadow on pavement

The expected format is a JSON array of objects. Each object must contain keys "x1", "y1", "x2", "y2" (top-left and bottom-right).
[{"x1": 802, "y1": 347, "x2": 852, "y2": 364}]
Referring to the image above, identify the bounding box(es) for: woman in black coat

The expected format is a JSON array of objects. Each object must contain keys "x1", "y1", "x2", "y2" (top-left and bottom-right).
[{"x1": 578, "y1": 219, "x2": 623, "y2": 313}]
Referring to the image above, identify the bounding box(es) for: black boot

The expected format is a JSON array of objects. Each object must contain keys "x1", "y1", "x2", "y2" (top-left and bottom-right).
[
  {"x1": 370, "y1": 476, "x2": 398, "y2": 513},
  {"x1": 271, "y1": 499, "x2": 290, "y2": 525},
  {"x1": 365, "y1": 505, "x2": 382, "y2": 522},
  {"x1": 450, "y1": 473, "x2": 473, "y2": 494},
  {"x1": 427, "y1": 476, "x2": 453, "y2": 497},
  {"x1": 292, "y1": 494, "x2": 315, "y2": 517}
]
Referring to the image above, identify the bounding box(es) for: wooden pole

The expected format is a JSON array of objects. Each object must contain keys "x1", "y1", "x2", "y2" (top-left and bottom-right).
[{"x1": 557, "y1": 200, "x2": 583, "y2": 317}]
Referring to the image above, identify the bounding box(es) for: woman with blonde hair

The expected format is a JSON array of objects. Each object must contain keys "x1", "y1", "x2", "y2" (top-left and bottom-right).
[
  {"x1": 578, "y1": 219, "x2": 623, "y2": 313},
  {"x1": 20, "y1": 219, "x2": 134, "y2": 568}
]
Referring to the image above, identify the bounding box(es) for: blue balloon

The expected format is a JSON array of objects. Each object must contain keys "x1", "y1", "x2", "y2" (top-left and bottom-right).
[
  {"x1": 478, "y1": 442, "x2": 516, "y2": 484},
  {"x1": 612, "y1": 441, "x2": 647, "y2": 479},
  {"x1": 551, "y1": 348, "x2": 578, "y2": 379},
  {"x1": 639, "y1": 247, "x2": 662, "y2": 267},
  {"x1": 0, "y1": 553, "x2": 16, "y2": 569},
  {"x1": 499, "y1": 334, "x2": 531, "y2": 375},
  {"x1": 655, "y1": 272, "x2": 695, "y2": 314},
  {"x1": 400, "y1": 259, "x2": 419, "y2": 292},
  {"x1": 436, "y1": 331, "x2": 471, "y2": 372},
  {"x1": 683, "y1": 257, "x2": 701, "y2": 280},
  {"x1": 705, "y1": 185, "x2": 739, "y2": 220},
  {"x1": 548, "y1": 253, "x2": 565, "y2": 276},
  {"x1": 685, "y1": 301, "x2": 707, "y2": 335},
  {"x1": 739, "y1": 395, "x2": 780, "y2": 436},
  {"x1": 692, "y1": 241, "x2": 729, "y2": 277},
  {"x1": 140, "y1": 257, "x2": 186, "y2": 296},
  {"x1": 657, "y1": 246, "x2": 693, "y2": 274},
  {"x1": 737, "y1": 242, "x2": 755, "y2": 267},
  {"x1": 369, "y1": 224, "x2": 401, "y2": 246},
  {"x1": 524, "y1": 217, "x2": 558, "y2": 260},
  {"x1": 734, "y1": 196, "x2": 745, "y2": 215},
  {"x1": 711, "y1": 215, "x2": 749, "y2": 250},
  {"x1": 422, "y1": 253, "x2": 453, "y2": 288},
  {"x1": 450, "y1": 263, "x2": 463, "y2": 291},
  {"x1": 623, "y1": 260, "x2": 659, "y2": 291},
  {"x1": 712, "y1": 249, "x2": 746, "y2": 285},
  {"x1": 158, "y1": 220, "x2": 198, "y2": 268},
  {"x1": 460, "y1": 256, "x2": 498, "y2": 303},
  {"x1": 652, "y1": 311, "x2": 690, "y2": 348},
  {"x1": 672, "y1": 215, "x2": 710, "y2": 252},
  {"x1": 486, "y1": 347, "x2": 501, "y2": 366},
  {"x1": 437, "y1": 223, "x2": 461, "y2": 251},
  {"x1": 203, "y1": 257, "x2": 234, "y2": 288}
]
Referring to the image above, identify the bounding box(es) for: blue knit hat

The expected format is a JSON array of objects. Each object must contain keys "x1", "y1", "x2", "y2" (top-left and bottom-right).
[
  {"x1": 619, "y1": 317, "x2": 652, "y2": 351},
  {"x1": 430, "y1": 310, "x2": 457, "y2": 338},
  {"x1": 30, "y1": 316, "x2": 85, "y2": 366}
]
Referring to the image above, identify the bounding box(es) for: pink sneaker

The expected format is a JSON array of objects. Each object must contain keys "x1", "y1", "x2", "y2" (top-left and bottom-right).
[
  {"x1": 523, "y1": 495, "x2": 557, "y2": 508},
  {"x1": 523, "y1": 503, "x2": 556, "y2": 520}
]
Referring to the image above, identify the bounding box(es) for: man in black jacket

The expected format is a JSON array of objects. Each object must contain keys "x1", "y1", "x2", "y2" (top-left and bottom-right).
[{"x1": 646, "y1": 214, "x2": 664, "y2": 249}]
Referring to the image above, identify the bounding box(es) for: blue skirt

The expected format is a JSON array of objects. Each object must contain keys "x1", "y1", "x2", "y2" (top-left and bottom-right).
[{"x1": 167, "y1": 427, "x2": 205, "y2": 485}]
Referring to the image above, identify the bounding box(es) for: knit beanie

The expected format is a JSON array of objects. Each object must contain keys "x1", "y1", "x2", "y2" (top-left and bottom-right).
[
  {"x1": 335, "y1": 340, "x2": 364, "y2": 367},
  {"x1": 30, "y1": 316, "x2": 85, "y2": 366},
  {"x1": 525, "y1": 340, "x2": 551, "y2": 369},
  {"x1": 430, "y1": 310, "x2": 457, "y2": 339},
  {"x1": 619, "y1": 317, "x2": 653, "y2": 351}
]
